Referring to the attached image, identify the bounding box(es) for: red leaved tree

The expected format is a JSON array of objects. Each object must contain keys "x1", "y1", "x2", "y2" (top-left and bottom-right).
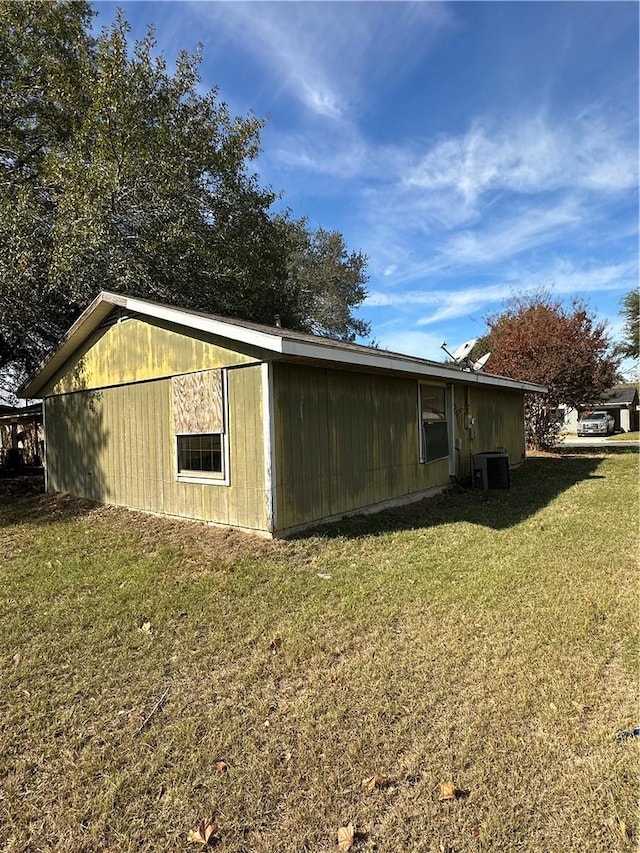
[{"x1": 485, "y1": 293, "x2": 620, "y2": 449}]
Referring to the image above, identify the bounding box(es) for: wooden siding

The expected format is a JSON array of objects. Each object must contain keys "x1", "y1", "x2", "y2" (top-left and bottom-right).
[
  {"x1": 470, "y1": 385, "x2": 525, "y2": 467},
  {"x1": 45, "y1": 364, "x2": 268, "y2": 532},
  {"x1": 48, "y1": 317, "x2": 261, "y2": 395},
  {"x1": 273, "y1": 363, "x2": 449, "y2": 531},
  {"x1": 451, "y1": 384, "x2": 525, "y2": 481}
]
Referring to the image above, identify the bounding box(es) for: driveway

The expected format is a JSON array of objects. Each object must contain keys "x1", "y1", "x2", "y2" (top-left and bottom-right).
[{"x1": 557, "y1": 435, "x2": 639, "y2": 448}]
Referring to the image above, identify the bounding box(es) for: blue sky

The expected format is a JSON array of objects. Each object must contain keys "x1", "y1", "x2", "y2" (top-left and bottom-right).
[{"x1": 93, "y1": 1, "x2": 638, "y2": 364}]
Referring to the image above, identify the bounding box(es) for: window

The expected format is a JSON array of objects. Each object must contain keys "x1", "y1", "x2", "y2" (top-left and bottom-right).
[
  {"x1": 177, "y1": 434, "x2": 223, "y2": 476},
  {"x1": 419, "y1": 383, "x2": 449, "y2": 462},
  {"x1": 171, "y1": 369, "x2": 227, "y2": 483}
]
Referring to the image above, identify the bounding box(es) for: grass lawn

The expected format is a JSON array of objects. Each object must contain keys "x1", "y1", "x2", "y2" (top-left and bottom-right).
[
  {"x1": 0, "y1": 449, "x2": 638, "y2": 852},
  {"x1": 613, "y1": 432, "x2": 640, "y2": 443}
]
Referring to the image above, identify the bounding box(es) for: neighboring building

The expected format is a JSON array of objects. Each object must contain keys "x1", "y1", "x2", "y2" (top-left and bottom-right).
[
  {"x1": 559, "y1": 385, "x2": 639, "y2": 434},
  {"x1": 19, "y1": 292, "x2": 545, "y2": 537},
  {"x1": 0, "y1": 402, "x2": 43, "y2": 470}
]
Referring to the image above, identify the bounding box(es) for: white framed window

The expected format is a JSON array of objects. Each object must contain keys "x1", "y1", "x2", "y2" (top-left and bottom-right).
[
  {"x1": 171, "y1": 368, "x2": 229, "y2": 485},
  {"x1": 419, "y1": 383, "x2": 449, "y2": 463},
  {"x1": 176, "y1": 433, "x2": 223, "y2": 478}
]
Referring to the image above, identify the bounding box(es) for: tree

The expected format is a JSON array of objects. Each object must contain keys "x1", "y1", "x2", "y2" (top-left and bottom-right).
[
  {"x1": 0, "y1": 2, "x2": 369, "y2": 391},
  {"x1": 277, "y1": 217, "x2": 369, "y2": 342},
  {"x1": 617, "y1": 290, "x2": 639, "y2": 360},
  {"x1": 0, "y1": 0, "x2": 94, "y2": 383},
  {"x1": 484, "y1": 293, "x2": 620, "y2": 449}
]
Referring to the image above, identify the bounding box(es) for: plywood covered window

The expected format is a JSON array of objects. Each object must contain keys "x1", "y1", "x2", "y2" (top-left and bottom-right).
[
  {"x1": 171, "y1": 369, "x2": 226, "y2": 480},
  {"x1": 419, "y1": 383, "x2": 449, "y2": 463}
]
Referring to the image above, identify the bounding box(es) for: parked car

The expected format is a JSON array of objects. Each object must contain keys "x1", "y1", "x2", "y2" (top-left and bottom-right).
[{"x1": 577, "y1": 410, "x2": 615, "y2": 437}]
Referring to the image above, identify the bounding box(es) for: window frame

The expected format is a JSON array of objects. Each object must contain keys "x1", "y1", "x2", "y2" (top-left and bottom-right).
[
  {"x1": 418, "y1": 382, "x2": 450, "y2": 464},
  {"x1": 172, "y1": 369, "x2": 230, "y2": 486},
  {"x1": 176, "y1": 432, "x2": 225, "y2": 480}
]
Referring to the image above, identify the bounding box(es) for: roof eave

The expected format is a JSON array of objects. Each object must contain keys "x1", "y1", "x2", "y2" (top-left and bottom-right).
[
  {"x1": 280, "y1": 339, "x2": 546, "y2": 393},
  {"x1": 18, "y1": 290, "x2": 287, "y2": 398},
  {"x1": 18, "y1": 292, "x2": 123, "y2": 398},
  {"x1": 19, "y1": 290, "x2": 547, "y2": 398}
]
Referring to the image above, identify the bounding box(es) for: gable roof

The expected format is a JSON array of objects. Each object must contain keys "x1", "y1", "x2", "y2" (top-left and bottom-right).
[
  {"x1": 19, "y1": 291, "x2": 547, "y2": 398},
  {"x1": 0, "y1": 402, "x2": 42, "y2": 424},
  {"x1": 597, "y1": 386, "x2": 639, "y2": 407}
]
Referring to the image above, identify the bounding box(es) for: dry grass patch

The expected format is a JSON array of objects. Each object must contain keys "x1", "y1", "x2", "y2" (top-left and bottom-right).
[{"x1": 0, "y1": 450, "x2": 638, "y2": 852}]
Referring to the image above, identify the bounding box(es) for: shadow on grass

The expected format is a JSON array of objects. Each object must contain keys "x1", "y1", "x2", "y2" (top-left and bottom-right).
[
  {"x1": 0, "y1": 473, "x2": 102, "y2": 528},
  {"x1": 299, "y1": 447, "x2": 637, "y2": 539},
  {"x1": 0, "y1": 446, "x2": 636, "y2": 539}
]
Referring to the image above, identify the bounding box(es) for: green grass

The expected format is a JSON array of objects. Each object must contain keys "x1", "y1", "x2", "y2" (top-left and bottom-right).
[
  {"x1": 0, "y1": 449, "x2": 638, "y2": 852},
  {"x1": 612, "y1": 431, "x2": 639, "y2": 442}
]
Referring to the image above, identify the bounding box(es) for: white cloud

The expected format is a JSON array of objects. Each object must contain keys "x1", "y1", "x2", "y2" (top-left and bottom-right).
[
  {"x1": 349, "y1": 106, "x2": 638, "y2": 287},
  {"x1": 190, "y1": 1, "x2": 452, "y2": 120},
  {"x1": 366, "y1": 258, "x2": 638, "y2": 326},
  {"x1": 405, "y1": 114, "x2": 638, "y2": 204},
  {"x1": 439, "y1": 199, "x2": 583, "y2": 267}
]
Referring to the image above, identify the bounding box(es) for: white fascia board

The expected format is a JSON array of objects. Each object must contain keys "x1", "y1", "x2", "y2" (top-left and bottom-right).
[
  {"x1": 19, "y1": 292, "x2": 285, "y2": 398},
  {"x1": 18, "y1": 294, "x2": 118, "y2": 397},
  {"x1": 280, "y1": 339, "x2": 546, "y2": 394},
  {"x1": 121, "y1": 295, "x2": 285, "y2": 354}
]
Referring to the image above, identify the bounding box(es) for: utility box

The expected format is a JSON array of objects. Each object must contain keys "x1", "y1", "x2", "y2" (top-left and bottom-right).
[{"x1": 473, "y1": 451, "x2": 510, "y2": 490}]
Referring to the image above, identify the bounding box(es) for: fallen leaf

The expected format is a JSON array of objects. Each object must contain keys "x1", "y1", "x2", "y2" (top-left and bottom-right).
[
  {"x1": 187, "y1": 818, "x2": 219, "y2": 845},
  {"x1": 618, "y1": 819, "x2": 631, "y2": 840},
  {"x1": 439, "y1": 781, "x2": 457, "y2": 802},
  {"x1": 214, "y1": 760, "x2": 228, "y2": 773},
  {"x1": 139, "y1": 621, "x2": 153, "y2": 635},
  {"x1": 362, "y1": 773, "x2": 389, "y2": 791},
  {"x1": 337, "y1": 823, "x2": 354, "y2": 851},
  {"x1": 571, "y1": 700, "x2": 590, "y2": 713},
  {"x1": 269, "y1": 636, "x2": 282, "y2": 652}
]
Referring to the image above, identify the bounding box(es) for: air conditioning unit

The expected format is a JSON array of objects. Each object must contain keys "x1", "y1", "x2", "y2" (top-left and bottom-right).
[{"x1": 472, "y1": 451, "x2": 510, "y2": 490}]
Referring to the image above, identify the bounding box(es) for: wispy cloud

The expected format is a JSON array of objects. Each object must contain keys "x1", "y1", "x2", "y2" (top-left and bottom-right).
[
  {"x1": 190, "y1": 1, "x2": 452, "y2": 120},
  {"x1": 341, "y1": 105, "x2": 637, "y2": 295},
  {"x1": 405, "y1": 114, "x2": 637, "y2": 204},
  {"x1": 436, "y1": 199, "x2": 583, "y2": 267},
  {"x1": 366, "y1": 258, "x2": 638, "y2": 326}
]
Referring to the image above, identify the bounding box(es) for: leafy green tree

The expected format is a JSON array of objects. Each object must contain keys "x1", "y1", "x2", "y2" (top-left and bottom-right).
[
  {"x1": 0, "y1": 2, "x2": 369, "y2": 392},
  {"x1": 0, "y1": 0, "x2": 94, "y2": 378},
  {"x1": 277, "y1": 217, "x2": 369, "y2": 342},
  {"x1": 617, "y1": 290, "x2": 639, "y2": 360},
  {"x1": 485, "y1": 293, "x2": 619, "y2": 449}
]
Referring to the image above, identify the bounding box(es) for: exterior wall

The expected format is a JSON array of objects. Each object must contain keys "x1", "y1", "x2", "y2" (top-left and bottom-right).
[
  {"x1": 47, "y1": 316, "x2": 261, "y2": 395},
  {"x1": 272, "y1": 363, "x2": 450, "y2": 532},
  {"x1": 272, "y1": 364, "x2": 527, "y2": 533},
  {"x1": 45, "y1": 363, "x2": 268, "y2": 533},
  {"x1": 461, "y1": 385, "x2": 526, "y2": 477}
]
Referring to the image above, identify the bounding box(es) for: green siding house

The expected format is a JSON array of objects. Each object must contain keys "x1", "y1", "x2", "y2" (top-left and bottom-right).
[{"x1": 20, "y1": 292, "x2": 545, "y2": 537}]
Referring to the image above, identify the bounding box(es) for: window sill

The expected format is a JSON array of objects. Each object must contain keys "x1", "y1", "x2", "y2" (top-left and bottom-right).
[{"x1": 177, "y1": 473, "x2": 228, "y2": 486}]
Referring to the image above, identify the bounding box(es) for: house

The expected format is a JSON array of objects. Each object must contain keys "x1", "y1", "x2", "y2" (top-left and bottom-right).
[
  {"x1": 559, "y1": 385, "x2": 639, "y2": 434},
  {"x1": 19, "y1": 291, "x2": 545, "y2": 537}
]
